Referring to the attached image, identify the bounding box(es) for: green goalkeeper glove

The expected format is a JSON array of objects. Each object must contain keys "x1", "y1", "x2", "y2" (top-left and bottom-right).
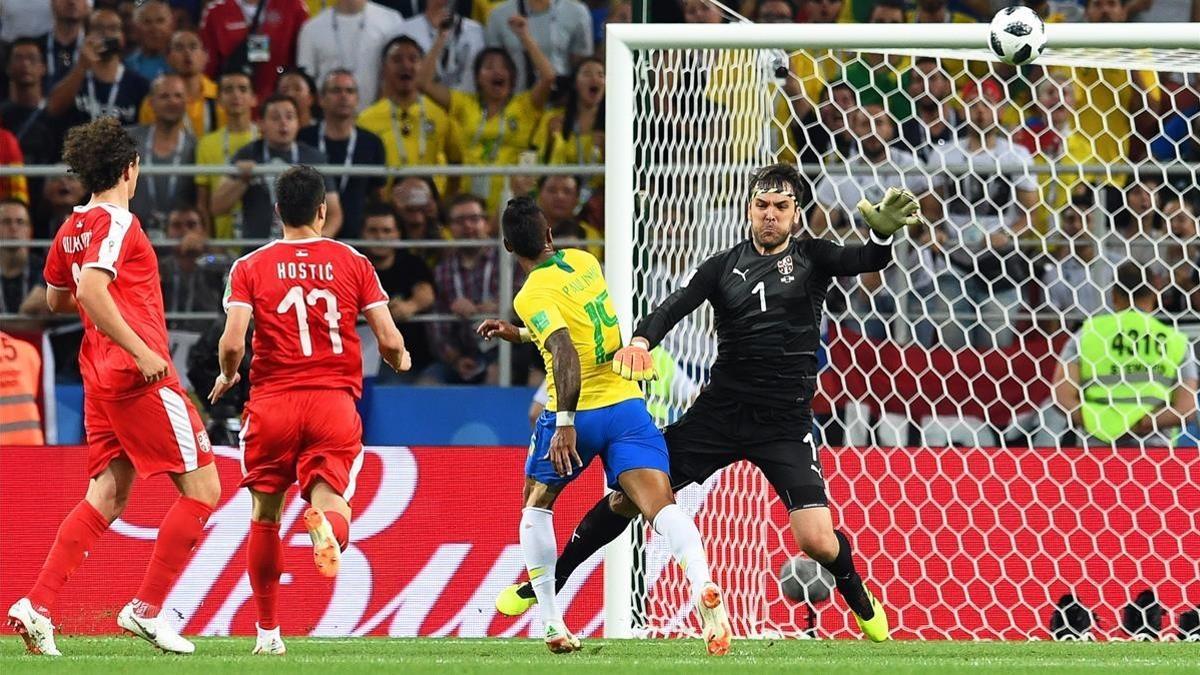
[{"x1": 856, "y1": 187, "x2": 920, "y2": 238}]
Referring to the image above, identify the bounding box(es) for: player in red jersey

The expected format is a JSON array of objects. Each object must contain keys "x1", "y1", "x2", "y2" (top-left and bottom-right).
[
  {"x1": 6, "y1": 118, "x2": 222, "y2": 656},
  {"x1": 208, "y1": 165, "x2": 409, "y2": 655}
]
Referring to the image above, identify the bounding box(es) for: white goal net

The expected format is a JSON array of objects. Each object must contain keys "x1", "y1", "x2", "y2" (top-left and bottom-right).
[{"x1": 605, "y1": 23, "x2": 1200, "y2": 641}]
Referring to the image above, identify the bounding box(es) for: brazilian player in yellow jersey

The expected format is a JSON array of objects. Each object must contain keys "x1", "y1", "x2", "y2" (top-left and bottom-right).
[{"x1": 476, "y1": 197, "x2": 731, "y2": 656}]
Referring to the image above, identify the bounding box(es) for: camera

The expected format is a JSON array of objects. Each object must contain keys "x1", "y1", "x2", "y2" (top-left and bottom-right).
[
  {"x1": 439, "y1": 13, "x2": 460, "y2": 32},
  {"x1": 99, "y1": 37, "x2": 121, "y2": 58}
]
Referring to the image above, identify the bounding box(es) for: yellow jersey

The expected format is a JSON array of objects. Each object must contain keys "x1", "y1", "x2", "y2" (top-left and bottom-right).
[
  {"x1": 446, "y1": 90, "x2": 543, "y2": 210},
  {"x1": 359, "y1": 96, "x2": 459, "y2": 194},
  {"x1": 514, "y1": 249, "x2": 642, "y2": 412},
  {"x1": 195, "y1": 126, "x2": 257, "y2": 238},
  {"x1": 138, "y1": 76, "x2": 225, "y2": 136}
]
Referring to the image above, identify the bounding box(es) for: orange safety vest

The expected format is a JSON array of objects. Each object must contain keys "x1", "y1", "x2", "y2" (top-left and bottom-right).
[{"x1": 0, "y1": 331, "x2": 44, "y2": 445}]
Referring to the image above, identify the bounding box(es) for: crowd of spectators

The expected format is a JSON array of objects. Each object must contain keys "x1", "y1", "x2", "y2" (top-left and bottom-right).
[{"x1": 0, "y1": 0, "x2": 1196, "y2": 394}]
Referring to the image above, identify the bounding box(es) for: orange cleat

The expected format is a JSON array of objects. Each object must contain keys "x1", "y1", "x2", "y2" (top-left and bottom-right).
[{"x1": 304, "y1": 507, "x2": 341, "y2": 578}]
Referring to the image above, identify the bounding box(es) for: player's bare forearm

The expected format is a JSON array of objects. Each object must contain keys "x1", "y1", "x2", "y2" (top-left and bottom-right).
[
  {"x1": 45, "y1": 286, "x2": 78, "y2": 314},
  {"x1": 365, "y1": 305, "x2": 410, "y2": 372},
  {"x1": 545, "y1": 328, "x2": 581, "y2": 413},
  {"x1": 75, "y1": 268, "x2": 154, "y2": 360},
  {"x1": 217, "y1": 306, "x2": 251, "y2": 379}
]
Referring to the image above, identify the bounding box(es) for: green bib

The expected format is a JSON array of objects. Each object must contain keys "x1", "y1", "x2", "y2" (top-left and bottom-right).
[{"x1": 1076, "y1": 310, "x2": 1188, "y2": 443}]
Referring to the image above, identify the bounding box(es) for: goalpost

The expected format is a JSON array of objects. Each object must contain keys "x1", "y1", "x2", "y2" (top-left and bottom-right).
[{"x1": 603, "y1": 22, "x2": 1200, "y2": 640}]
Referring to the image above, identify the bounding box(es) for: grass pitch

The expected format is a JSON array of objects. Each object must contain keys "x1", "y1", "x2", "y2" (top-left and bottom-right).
[{"x1": 1, "y1": 636, "x2": 1195, "y2": 673}]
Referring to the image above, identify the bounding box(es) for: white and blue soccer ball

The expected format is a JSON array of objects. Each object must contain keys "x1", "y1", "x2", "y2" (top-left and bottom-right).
[{"x1": 988, "y1": 6, "x2": 1047, "y2": 66}]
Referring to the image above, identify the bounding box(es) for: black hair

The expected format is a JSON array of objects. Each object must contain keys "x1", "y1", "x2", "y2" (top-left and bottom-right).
[
  {"x1": 0, "y1": 195, "x2": 31, "y2": 211},
  {"x1": 9, "y1": 36, "x2": 46, "y2": 60},
  {"x1": 472, "y1": 47, "x2": 518, "y2": 91},
  {"x1": 446, "y1": 192, "x2": 488, "y2": 214},
  {"x1": 276, "y1": 67, "x2": 319, "y2": 119},
  {"x1": 748, "y1": 162, "x2": 806, "y2": 204},
  {"x1": 874, "y1": 0, "x2": 905, "y2": 10},
  {"x1": 382, "y1": 35, "x2": 424, "y2": 62},
  {"x1": 218, "y1": 68, "x2": 254, "y2": 87},
  {"x1": 62, "y1": 117, "x2": 139, "y2": 193},
  {"x1": 501, "y1": 196, "x2": 548, "y2": 260},
  {"x1": 549, "y1": 57, "x2": 605, "y2": 162},
  {"x1": 260, "y1": 92, "x2": 298, "y2": 118},
  {"x1": 536, "y1": 173, "x2": 580, "y2": 191},
  {"x1": 363, "y1": 200, "x2": 399, "y2": 222},
  {"x1": 275, "y1": 165, "x2": 327, "y2": 227}
]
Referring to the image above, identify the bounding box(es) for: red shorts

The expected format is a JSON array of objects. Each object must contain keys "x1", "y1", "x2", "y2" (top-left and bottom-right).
[
  {"x1": 85, "y1": 384, "x2": 213, "y2": 479},
  {"x1": 239, "y1": 389, "x2": 364, "y2": 501}
]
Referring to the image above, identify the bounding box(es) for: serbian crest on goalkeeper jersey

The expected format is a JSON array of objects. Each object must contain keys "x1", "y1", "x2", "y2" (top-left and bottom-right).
[
  {"x1": 777, "y1": 255, "x2": 795, "y2": 283},
  {"x1": 777, "y1": 255, "x2": 793, "y2": 275}
]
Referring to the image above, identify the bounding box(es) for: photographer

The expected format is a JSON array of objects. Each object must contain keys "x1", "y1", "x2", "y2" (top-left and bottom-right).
[{"x1": 45, "y1": 7, "x2": 150, "y2": 126}]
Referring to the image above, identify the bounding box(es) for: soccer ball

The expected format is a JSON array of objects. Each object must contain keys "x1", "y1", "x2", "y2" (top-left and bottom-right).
[
  {"x1": 988, "y1": 6, "x2": 1047, "y2": 66},
  {"x1": 779, "y1": 556, "x2": 835, "y2": 604}
]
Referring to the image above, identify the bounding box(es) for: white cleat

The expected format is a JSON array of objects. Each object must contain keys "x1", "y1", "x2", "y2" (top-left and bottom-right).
[
  {"x1": 544, "y1": 621, "x2": 582, "y2": 654},
  {"x1": 117, "y1": 602, "x2": 195, "y2": 654},
  {"x1": 7, "y1": 598, "x2": 61, "y2": 656},
  {"x1": 697, "y1": 582, "x2": 732, "y2": 656},
  {"x1": 252, "y1": 623, "x2": 287, "y2": 655}
]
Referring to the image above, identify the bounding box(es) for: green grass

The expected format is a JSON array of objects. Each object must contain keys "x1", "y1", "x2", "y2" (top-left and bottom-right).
[{"x1": 1, "y1": 636, "x2": 1195, "y2": 673}]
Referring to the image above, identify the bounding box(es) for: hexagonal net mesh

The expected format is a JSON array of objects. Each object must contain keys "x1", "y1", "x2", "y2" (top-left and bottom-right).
[{"x1": 619, "y1": 46, "x2": 1200, "y2": 640}]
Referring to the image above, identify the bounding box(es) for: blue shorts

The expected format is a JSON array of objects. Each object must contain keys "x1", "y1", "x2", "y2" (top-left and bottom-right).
[{"x1": 526, "y1": 398, "x2": 670, "y2": 490}]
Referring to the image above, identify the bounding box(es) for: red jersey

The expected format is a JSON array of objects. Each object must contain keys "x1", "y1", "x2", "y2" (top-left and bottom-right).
[
  {"x1": 199, "y1": 0, "x2": 308, "y2": 101},
  {"x1": 224, "y1": 237, "x2": 388, "y2": 399},
  {"x1": 42, "y1": 203, "x2": 178, "y2": 400}
]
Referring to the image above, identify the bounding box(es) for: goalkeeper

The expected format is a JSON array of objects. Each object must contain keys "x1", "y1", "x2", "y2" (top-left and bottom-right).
[{"x1": 496, "y1": 163, "x2": 919, "y2": 642}]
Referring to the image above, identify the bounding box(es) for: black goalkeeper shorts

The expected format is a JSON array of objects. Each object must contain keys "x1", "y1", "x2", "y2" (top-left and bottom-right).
[{"x1": 662, "y1": 385, "x2": 827, "y2": 511}]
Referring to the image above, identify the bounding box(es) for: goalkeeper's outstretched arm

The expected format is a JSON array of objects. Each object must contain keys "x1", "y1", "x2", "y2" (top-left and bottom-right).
[
  {"x1": 804, "y1": 236, "x2": 895, "y2": 277},
  {"x1": 632, "y1": 254, "x2": 722, "y2": 349}
]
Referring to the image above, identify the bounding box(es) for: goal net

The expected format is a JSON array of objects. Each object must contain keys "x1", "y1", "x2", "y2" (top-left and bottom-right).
[{"x1": 604, "y1": 23, "x2": 1200, "y2": 641}]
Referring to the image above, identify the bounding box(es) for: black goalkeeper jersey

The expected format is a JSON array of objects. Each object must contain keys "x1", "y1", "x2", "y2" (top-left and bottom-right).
[{"x1": 634, "y1": 234, "x2": 894, "y2": 407}]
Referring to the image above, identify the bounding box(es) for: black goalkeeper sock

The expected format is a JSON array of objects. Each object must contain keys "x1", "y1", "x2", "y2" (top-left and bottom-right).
[
  {"x1": 516, "y1": 496, "x2": 634, "y2": 599},
  {"x1": 820, "y1": 530, "x2": 874, "y2": 620}
]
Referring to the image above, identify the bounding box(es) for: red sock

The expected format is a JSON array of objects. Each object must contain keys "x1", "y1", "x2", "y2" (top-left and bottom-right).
[
  {"x1": 27, "y1": 500, "x2": 111, "y2": 613},
  {"x1": 324, "y1": 511, "x2": 349, "y2": 551},
  {"x1": 133, "y1": 496, "x2": 213, "y2": 617},
  {"x1": 248, "y1": 520, "x2": 283, "y2": 630}
]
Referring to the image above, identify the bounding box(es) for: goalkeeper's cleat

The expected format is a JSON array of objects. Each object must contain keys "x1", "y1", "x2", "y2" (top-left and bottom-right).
[
  {"x1": 697, "y1": 582, "x2": 732, "y2": 656},
  {"x1": 544, "y1": 622, "x2": 582, "y2": 654},
  {"x1": 853, "y1": 587, "x2": 890, "y2": 643},
  {"x1": 496, "y1": 582, "x2": 537, "y2": 617},
  {"x1": 7, "y1": 598, "x2": 61, "y2": 656},
  {"x1": 117, "y1": 602, "x2": 195, "y2": 654},
  {"x1": 304, "y1": 507, "x2": 341, "y2": 578},
  {"x1": 252, "y1": 624, "x2": 287, "y2": 655}
]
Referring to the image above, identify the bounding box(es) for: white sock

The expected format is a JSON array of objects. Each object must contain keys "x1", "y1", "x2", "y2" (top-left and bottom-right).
[
  {"x1": 520, "y1": 507, "x2": 562, "y2": 627},
  {"x1": 652, "y1": 503, "x2": 712, "y2": 603}
]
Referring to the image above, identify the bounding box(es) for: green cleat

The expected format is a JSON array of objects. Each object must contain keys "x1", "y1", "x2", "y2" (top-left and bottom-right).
[
  {"x1": 854, "y1": 588, "x2": 890, "y2": 642},
  {"x1": 495, "y1": 582, "x2": 537, "y2": 617}
]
